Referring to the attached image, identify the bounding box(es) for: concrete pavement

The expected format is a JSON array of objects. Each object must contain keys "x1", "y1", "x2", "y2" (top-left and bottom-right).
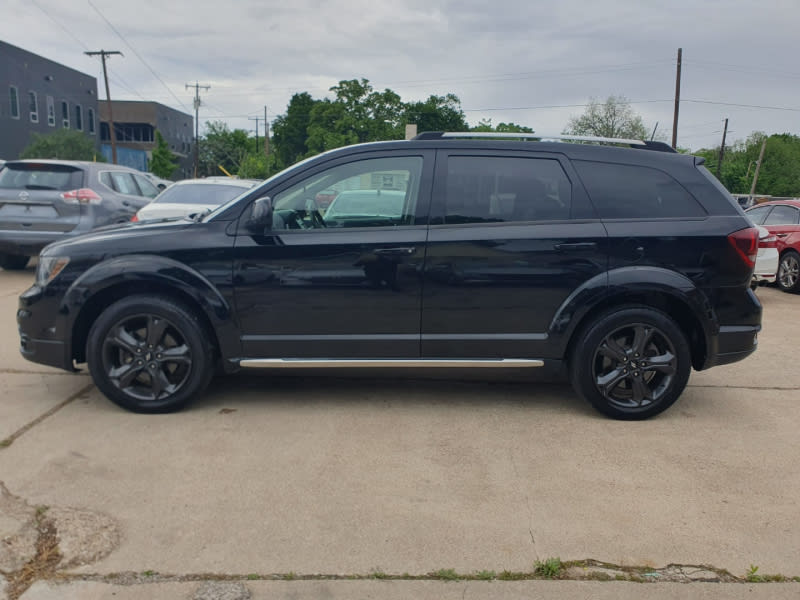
[{"x1": 1, "y1": 266, "x2": 798, "y2": 599}]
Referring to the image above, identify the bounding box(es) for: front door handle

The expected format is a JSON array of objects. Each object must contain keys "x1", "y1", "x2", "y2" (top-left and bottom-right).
[
  {"x1": 374, "y1": 247, "x2": 416, "y2": 256},
  {"x1": 776, "y1": 233, "x2": 789, "y2": 238},
  {"x1": 553, "y1": 242, "x2": 598, "y2": 252}
]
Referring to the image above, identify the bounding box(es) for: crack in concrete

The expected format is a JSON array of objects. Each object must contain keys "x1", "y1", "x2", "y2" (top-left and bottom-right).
[
  {"x1": 507, "y1": 449, "x2": 538, "y2": 561},
  {"x1": 0, "y1": 382, "x2": 94, "y2": 449}
]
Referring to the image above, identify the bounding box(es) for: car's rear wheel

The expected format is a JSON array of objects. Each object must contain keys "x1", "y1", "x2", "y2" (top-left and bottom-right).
[
  {"x1": 86, "y1": 295, "x2": 213, "y2": 413},
  {"x1": 777, "y1": 251, "x2": 800, "y2": 293},
  {"x1": 0, "y1": 253, "x2": 30, "y2": 270},
  {"x1": 570, "y1": 307, "x2": 691, "y2": 420}
]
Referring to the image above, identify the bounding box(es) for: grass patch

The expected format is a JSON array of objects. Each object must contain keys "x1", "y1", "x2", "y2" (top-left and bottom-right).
[
  {"x1": 474, "y1": 570, "x2": 496, "y2": 580},
  {"x1": 433, "y1": 568, "x2": 459, "y2": 581},
  {"x1": 534, "y1": 557, "x2": 563, "y2": 579},
  {"x1": 497, "y1": 570, "x2": 526, "y2": 581}
]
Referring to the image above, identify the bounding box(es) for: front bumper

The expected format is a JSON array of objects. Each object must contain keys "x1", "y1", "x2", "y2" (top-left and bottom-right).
[{"x1": 17, "y1": 285, "x2": 74, "y2": 371}]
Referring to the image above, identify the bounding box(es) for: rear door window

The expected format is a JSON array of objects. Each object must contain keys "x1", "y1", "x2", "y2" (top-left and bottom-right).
[
  {"x1": 132, "y1": 174, "x2": 160, "y2": 198},
  {"x1": 574, "y1": 160, "x2": 706, "y2": 219},
  {"x1": 102, "y1": 171, "x2": 139, "y2": 196},
  {"x1": 441, "y1": 156, "x2": 572, "y2": 224}
]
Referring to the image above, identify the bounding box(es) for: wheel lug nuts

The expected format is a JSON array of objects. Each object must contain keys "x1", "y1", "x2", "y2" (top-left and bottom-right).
[{"x1": 634, "y1": 371, "x2": 640, "y2": 377}]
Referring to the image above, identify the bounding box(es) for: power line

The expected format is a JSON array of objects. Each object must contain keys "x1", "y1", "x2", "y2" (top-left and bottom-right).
[{"x1": 87, "y1": 0, "x2": 189, "y2": 112}]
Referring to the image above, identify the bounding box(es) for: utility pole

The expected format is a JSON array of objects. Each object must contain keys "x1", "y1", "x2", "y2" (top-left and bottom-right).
[
  {"x1": 716, "y1": 118, "x2": 729, "y2": 178},
  {"x1": 248, "y1": 116, "x2": 261, "y2": 153},
  {"x1": 749, "y1": 138, "x2": 767, "y2": 200},
  {"x1": 671, "y1": 47, "x2": 682, "y2": 149},
  {"x1": 185, "y1": 82, "x2": 210, "y2": 177},
  {"x1": 264, "y1": 105, "x2": 269, "y2": 156},
  {"x1": 85, "y1": 50, "x2": 123, "y2": 164}
]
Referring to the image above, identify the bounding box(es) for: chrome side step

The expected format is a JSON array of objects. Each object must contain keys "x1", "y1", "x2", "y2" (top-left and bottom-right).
[{"x1": 239, "y1": 358, "x2": 544, "y2": 369}]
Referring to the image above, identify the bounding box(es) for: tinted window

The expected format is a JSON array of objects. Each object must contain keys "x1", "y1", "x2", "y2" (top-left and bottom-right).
[
  {"x1": 28, "y1": 91, "x2": 38, "y2": 123},
  {"x1": 443, "y1": 156, "x2": 571, "y2": 224},
  {"x1": 133, "y1": 174, "x2": 160, "y2": 199},
  {"x1": 745, "y1": 205, "x2": 771, "y2": 225},
  {"x1": 272, "y1": 156, "x2": 422, "y2": 229},
  {"x1": 0, "y1": 164, "x2": 82, "y2": 191},
  {"x1": 574, "y1": 161, "x2": 705, "y2": 219},
  {"x1": 763, "y1": 205, "x2": 800, "y2": 225},
  {"x1": 108, "y1": 172, "x2": 138, "y2": 195},
  {"x1": 155, "y1": 183, "x2": 252, "y2": 205}
]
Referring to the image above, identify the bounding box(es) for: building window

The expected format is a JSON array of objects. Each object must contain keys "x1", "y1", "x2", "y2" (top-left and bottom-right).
[
  {"x1": 75, "y1": 105, "x2": 83, "y2": 131},
  {"x1": 9, "y1": 86, "x2": 20, "y2": 119},
  {"x1": 29, "y1": 91, "x2": 39, "y2": 123},
  {"x1": 87, "y1": 108, "x2": 95, "y2": 134},
  {"x1": 61, "y1": 101, "x2": 70, "y2": 128},
  {"x1": 46, "y1": 96, "x2": 55, "y2": 127}
]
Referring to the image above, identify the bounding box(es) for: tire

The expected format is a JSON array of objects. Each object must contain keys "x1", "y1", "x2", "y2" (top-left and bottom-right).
[
  {"x1": 0, "y1": 253, "x2": 30, "y2": 270},
  {"x1": 570, "y1": 307, "x2": 691, "y2": 420},
  {"x1": 777, "y1": 251, "x2": 800, "y2": 293},
  {"x1": 86, "y1": 295, "x2": 214, "y2": 413}
]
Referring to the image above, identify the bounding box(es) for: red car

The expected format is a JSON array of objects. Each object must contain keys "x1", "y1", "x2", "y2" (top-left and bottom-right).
[{"x1": 746, "y1": 199, "x2": 800, "y2": 292}]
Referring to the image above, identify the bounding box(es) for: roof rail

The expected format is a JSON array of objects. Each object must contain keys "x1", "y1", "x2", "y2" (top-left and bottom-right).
[{"x1": 412, "y1": 131, "x2": 676, "y2": 153}]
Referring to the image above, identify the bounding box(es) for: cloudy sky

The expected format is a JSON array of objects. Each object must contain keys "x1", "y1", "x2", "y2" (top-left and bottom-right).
[{"x1": 3, "y1": 0, "x2": 799, "y2": 150}]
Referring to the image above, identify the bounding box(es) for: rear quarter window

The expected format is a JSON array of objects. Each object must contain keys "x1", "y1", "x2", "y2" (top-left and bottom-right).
[{"x1": 573, "y1": 160, "x2": 706, "y2": 219}]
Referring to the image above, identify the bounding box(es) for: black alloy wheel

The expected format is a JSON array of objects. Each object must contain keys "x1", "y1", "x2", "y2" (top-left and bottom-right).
[
  {"x1": 571, "y1": 307, "x2": 691, "y2": 420},
  {"x1": 87, "y1": 295, "x2": 213, "y2": 412},
  {"x1": 777, "y1": 251, "x2": 800, "y2": 292}
]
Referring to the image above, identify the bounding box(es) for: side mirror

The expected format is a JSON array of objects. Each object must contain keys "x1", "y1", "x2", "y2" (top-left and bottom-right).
[{"x1": 248, "y1": 196, "x2": 273, "y2": 231}]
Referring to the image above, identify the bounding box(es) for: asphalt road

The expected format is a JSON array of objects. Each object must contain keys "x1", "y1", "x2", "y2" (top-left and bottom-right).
[{"x1": 1, "y1": 265, "x2": 798, "y2": 599}]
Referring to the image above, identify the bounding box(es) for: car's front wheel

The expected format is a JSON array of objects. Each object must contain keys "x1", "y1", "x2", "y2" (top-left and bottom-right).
[
  {"x1": 86, "y1": 295, "x2": 214, "y2": 413},
  {"x1": 777, "y1": 251, "x2": 800, "y2": 293},
  {"x1": 570, "y1": 307, "x2": 691, "y2": 420}
]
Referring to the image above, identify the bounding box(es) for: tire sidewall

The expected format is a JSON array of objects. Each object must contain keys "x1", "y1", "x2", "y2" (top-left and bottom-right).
[
  {"x1": 778, "y1": 251, "x2": 800, "y2": 293},
  {"x1": 570, "y1": 306, "x2": 691, "y2": 420},
  {"x1": 87, "y1": 295, "x2": 213, "y2": 413}
]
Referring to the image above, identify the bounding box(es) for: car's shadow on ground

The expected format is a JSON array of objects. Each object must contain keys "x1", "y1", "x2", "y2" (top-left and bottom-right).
[{"x1": 193, "y1": 368, "x2": 594, "y2": 417}]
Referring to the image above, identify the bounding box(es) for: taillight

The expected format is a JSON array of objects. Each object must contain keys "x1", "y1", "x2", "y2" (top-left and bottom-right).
[
  {"x1": 759, "y1": 233, "x2": 778, "y2": 249},
  {"x1": 728, "y1": 227, "x2": 758, "y2": 268},
  {"x1": 130, "y1": 213, "x2": 139, "y2": 222},
  {"x1": 60, "y1": 188, "x2": 102, "y2": 204}
]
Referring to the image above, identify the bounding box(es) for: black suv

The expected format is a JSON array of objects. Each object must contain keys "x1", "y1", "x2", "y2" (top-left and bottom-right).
[{"x1": 17, "y1": 133, "x2": 761, "y2": 419}]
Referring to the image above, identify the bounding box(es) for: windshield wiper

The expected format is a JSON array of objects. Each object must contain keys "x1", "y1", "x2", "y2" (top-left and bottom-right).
[{"x1": 24, "y1": 184, "x2": 58, "y2": 190}]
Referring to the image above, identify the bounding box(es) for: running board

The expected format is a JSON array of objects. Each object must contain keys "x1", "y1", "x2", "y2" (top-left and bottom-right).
[{"x1": 239, "y1": 358, "x2": 544, "y2": 369}]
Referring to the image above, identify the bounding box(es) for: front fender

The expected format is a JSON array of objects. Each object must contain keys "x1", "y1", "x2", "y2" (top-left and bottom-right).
[{"x1": 62, "y1": 254, "x2": 238, "y2": 363}]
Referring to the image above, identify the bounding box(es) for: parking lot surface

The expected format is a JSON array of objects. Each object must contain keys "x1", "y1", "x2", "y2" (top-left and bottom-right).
[{"x1": 1, "y1": 266, "x2": 798, "y2": 599}]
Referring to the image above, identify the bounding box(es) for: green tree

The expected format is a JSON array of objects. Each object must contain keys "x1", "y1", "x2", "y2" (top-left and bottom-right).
[
  {"x1": 199, "y1": 121, "x2": 251, "y2": 176},
  {"x1": 563, "y1": 95, "x2": 649, "y2": 139},
  {"x1": 20, "y1": 129, "x2": 102, "y2": 161},
  {"x1": 237, "y1": 152, "x2": 281, "y2": 180},
  {"x1": 271, "y1": 92, "x2": 319, "y2": 169},
  {"x1": 305, "y1": 79, "x2": 405, "y2": 155},
  {"x1": 470, "y1": 118, "x2": 534, "y2": 133},
  {"x1": 149, "y1": 130, "x2": 178, "y2": 178},
  {"x1": 403, "y1": 94, "x2": 469, "y2": 133},
  {"x1": 696, "y1": 132, "x2": 800, "y2": 196}
]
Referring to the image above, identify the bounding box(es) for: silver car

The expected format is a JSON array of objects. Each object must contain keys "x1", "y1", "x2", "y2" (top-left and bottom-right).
[
  {"x1": 133, "y1": 177, "x2": 260, "y2": 222},
  {"x1": 0, "y1": 160, "x2": 160, "y2": 270}
]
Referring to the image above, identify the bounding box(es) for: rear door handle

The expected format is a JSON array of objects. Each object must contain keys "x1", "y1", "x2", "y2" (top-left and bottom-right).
[
  {"x1": 374, "y1": 247, "x2": 416, "y2": 256},
  {"x1": 776, "y1": 233, "x2": 788, "y2": 238},
  {"x1": 553, "y1": 242, "x2": 598, "y2": 252}
]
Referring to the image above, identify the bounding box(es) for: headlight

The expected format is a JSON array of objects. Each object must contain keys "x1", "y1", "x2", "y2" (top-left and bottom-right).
[{"x1": 36, "y1": 256, "x2": 70, "y2": 286}]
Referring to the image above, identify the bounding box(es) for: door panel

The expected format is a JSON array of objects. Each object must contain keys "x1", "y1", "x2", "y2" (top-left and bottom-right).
[
  {"x1": 233, "y1": 151, "x2": 433, "y2": 358},
  {"x1": 421, "y1": 150, "x2": 608, "y2": 359}
]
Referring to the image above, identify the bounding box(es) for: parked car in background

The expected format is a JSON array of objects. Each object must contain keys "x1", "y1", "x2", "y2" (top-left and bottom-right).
[
  {"x1": 0, "y1": 160, "x2": 160, "y2": 270},
  {"x1": 746, "y1": 200, "x2": 800, "y2": 292},
  {"x1": 322, "y1": 189, "x2": 406, "y2": 225},
  {"x1": 751, "y1": 225, "x2": 779, "y2": 289},
  {"x1": 132, "y1": 177, "x2": 260, "y2": 222}
]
